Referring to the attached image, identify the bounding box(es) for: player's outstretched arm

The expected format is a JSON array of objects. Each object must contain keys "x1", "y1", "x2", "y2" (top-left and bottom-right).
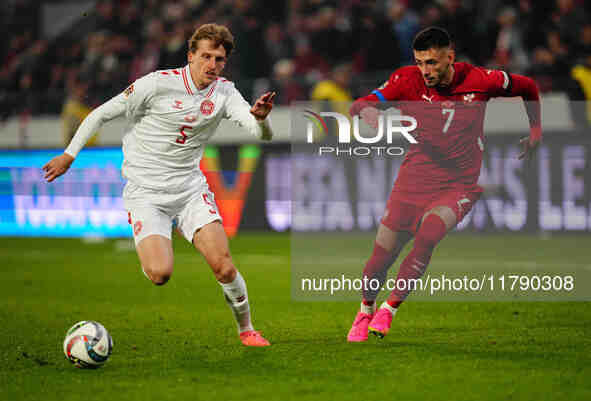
[
  {"x1": 226, "y1": 87, "x2": 276, "y2": 141},
  {"x1": 349, "y1": 96, "x2": 381, "y2": 129},
  {"x1": 43, "y1": 72, "x2": 155, "y2": 183},
  {"x1": 250, "y1": 91, "x2": 276, "y2": 141},
  {"x1": 501, "y1": 73, "x2": 542, "y2": 160},
  {"x1": 43, "y1": 153, "x2": 74, "y2": 182},
  {"x1": 42, "y1": 94, "x2": 127, "y2": 182},
  {"x1": 350, "y1": 75, "x2": 402, "y2": 129}
]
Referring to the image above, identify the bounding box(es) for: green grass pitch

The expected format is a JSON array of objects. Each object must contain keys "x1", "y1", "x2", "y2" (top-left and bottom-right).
[{"x1": 0, "y1": 233, "x2": 589, "y2": 400}]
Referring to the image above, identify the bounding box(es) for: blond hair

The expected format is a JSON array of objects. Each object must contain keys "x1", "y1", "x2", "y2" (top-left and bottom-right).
[{"x1": 188, "y1": 24, "x2": 234, "y2": 55}]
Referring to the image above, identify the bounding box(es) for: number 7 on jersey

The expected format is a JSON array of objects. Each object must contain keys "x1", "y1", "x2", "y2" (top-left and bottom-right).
[{"x1": 442, "y1": 108, "x2": 455, "y2": 133}]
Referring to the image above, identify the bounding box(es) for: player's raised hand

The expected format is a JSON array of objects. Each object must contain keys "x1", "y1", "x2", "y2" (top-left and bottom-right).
[
  {"x1": 518, "y1": 136, "x2": 540, "y2": 161},
  {"x1": 43, "y1": 153, "x2": 75, "y2": 182},
  {"x1": 250, "y1": 91, "x2": 276, "y2": 120},
  {"x1": 359, "y1": 106, "x2": 380, "y2": 130}
]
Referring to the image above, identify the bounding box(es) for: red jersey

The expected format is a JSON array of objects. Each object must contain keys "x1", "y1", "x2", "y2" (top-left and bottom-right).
[{"x1": 361, "y1": 62, "x2": 514, "y2": 194}]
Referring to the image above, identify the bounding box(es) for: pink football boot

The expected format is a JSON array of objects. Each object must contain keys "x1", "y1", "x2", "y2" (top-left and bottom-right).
[
  {"x1": 347, "y1": 311, "x2": 374, "y2": 342},
  {"x1": 368, "y1": 308, "x2": 393, "y2": 338},
  {"x1": 240, "y1": 330, "x2": 270, "y2": 347}
]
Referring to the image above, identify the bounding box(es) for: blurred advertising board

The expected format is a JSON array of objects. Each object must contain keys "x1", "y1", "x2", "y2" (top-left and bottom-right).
[{"x1": 0, "y1": 133, "x2": 589, "y2": 237}]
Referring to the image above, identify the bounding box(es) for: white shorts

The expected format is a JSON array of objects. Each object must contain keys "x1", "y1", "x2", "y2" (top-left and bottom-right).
[{"x1": 123, "y1": 179, "x2": 222, "y2": 245}]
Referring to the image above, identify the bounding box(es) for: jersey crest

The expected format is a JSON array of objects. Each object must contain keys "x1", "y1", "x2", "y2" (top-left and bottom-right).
[{"x1": 200, "y1": 99, "x2": 215, "y2": 115}]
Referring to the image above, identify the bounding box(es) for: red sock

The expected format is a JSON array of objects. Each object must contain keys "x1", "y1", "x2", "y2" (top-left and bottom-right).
[
  {"x1": 387, "y1": 214, "x2": 447, "y2": 306},
  {"x1": 362, "y1": 242, "x2": 396, "y2": 304}
]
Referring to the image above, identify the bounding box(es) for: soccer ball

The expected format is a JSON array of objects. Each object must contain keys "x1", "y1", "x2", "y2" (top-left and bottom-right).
[{"x1": 63, "y1": 321, "x2": 113, "y2": 368}]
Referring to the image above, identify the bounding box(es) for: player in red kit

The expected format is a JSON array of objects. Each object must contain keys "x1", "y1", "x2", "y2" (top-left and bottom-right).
[{"x1": 347, "y1": 27, "x2": 541, "y2": 342}]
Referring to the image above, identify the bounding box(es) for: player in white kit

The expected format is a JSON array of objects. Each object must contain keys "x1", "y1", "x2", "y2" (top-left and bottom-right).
[{"x1": 43, "y1": 24, "x2": 274, "y2": 346}]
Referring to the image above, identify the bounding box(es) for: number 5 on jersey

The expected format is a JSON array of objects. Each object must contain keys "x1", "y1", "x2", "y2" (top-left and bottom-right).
[{"x1": 177, "y1": 125, "x2": 192, "y2": 144}]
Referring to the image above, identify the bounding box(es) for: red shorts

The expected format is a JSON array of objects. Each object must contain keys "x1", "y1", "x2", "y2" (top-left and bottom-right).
[{"x1": 380, "y1": 187, "x2": 483, "y2": 235}]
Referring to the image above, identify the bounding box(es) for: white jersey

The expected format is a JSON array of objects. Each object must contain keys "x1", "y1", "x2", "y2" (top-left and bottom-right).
[{"x1": 65, "y1": 64, "x2": 272, "y2": 191}]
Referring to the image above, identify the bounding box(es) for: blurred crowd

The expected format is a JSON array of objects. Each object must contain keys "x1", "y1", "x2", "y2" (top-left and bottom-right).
[{"x1": 1, "y1": 0, "x2": 590, "y2": 122}]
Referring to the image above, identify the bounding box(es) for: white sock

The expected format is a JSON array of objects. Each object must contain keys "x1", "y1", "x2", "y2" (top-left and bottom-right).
[
  {"x1": 360, "y1": 302, "x2": 376, "y2": 315},
  {"x1": 380, "y1": 301, "x2": 398, "y2": 317},
  {"x1": 219, "y1": 271, "x2": 254, "y2": 334}
]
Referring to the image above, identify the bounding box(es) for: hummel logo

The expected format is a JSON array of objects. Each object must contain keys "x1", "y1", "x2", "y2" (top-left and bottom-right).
[
  {"x1": 422, "y1": 94, "x2": 434, "y2": 103},
  {"x1": 172, "y1": 100, "x2": 183, "y2": 110}
]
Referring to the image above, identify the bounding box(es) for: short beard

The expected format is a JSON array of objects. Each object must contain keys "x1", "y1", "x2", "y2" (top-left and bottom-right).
[{"x1": 438, "y1": 63, "x2": 452, "y2": 86}]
